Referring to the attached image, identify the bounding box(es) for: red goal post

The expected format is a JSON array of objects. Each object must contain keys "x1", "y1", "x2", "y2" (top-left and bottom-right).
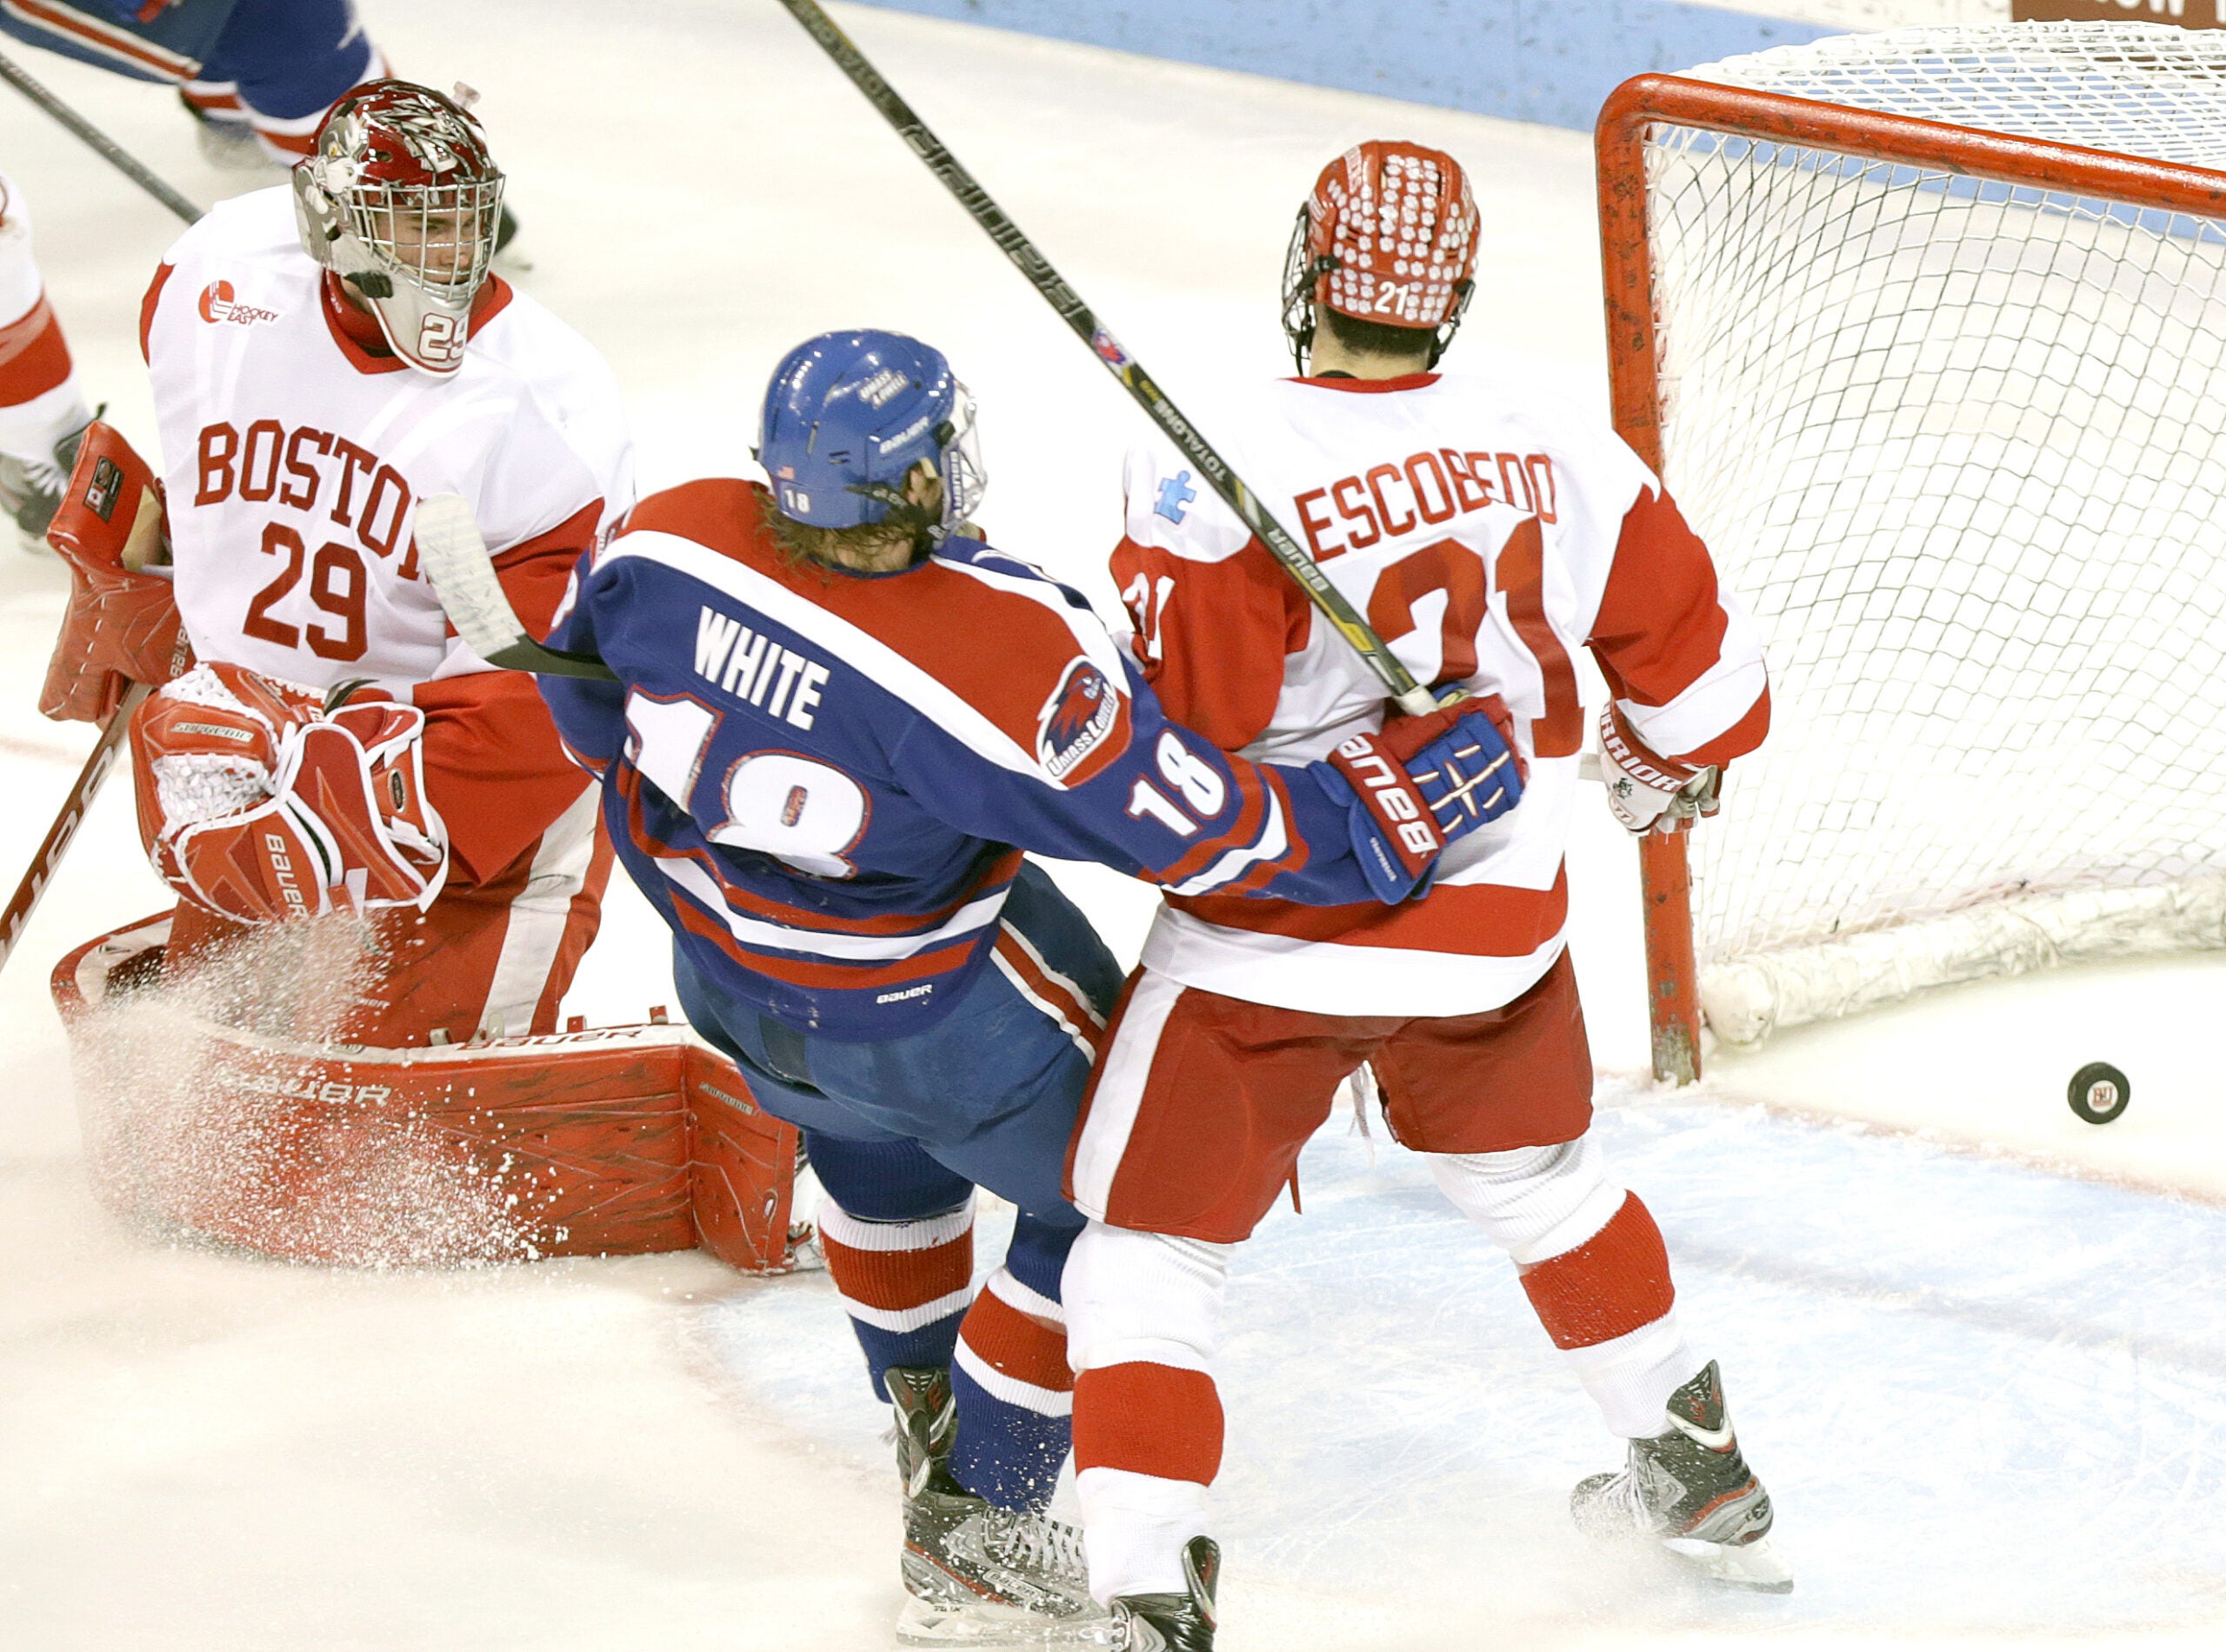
[{"x1": 1596, "y1": 69, "x2": 2226, "y2": 1085}]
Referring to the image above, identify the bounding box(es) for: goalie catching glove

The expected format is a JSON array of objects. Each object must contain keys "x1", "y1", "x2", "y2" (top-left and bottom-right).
[
  {"x1": 130, "y1": 663, "x2": 449, "y2": 924},
  {"x1": 39, "y1": 421, "x2": 192, "y2": 724},
  {"x1": 1316, "y1": 696, "x2": 1526, "y2": 902},
  {"x1": 1597, "y1": 705, "x2": 1723, "y2": 835}
]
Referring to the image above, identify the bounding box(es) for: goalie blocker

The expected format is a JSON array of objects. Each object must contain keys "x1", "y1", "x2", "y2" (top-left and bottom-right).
[{"x1": 54, "y1": 914, "x2": 805, "y2": 1271}]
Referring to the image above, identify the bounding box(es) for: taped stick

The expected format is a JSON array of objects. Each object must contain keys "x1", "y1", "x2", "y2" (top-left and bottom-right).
[
  {"x1": 774, "y1": 0, "x2": 1443, "y2": 717},
  {"x1": 0, "y1": 48, "x2": 202, "y2": 226},
  {"x1": 413, "y1": 494, "x2": 616, "y2": 681}
]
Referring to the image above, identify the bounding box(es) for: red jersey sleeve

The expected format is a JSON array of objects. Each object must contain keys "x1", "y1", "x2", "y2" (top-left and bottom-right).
[
  {"x1": 139, "y1": 262, "x2": 174, "y2": 365},
  {"x1": 1112, "y1": 534, "x2": 1308, "y2": 754},
  {"x1": 1588, "y1": 486, "x2": 1769, "y2": 769},
  {"x1": 412, "y1": 498, "x2": 603, "y2": 887}
]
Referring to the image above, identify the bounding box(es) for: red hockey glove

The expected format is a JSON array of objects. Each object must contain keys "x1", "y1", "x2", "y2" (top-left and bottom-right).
[
  {"x1": 1316, "y1": 699, "x2": 1525, "y2": 903},
  {"x1": 132, "y1": 664, "x2": 450, "y2": 923},
  {"x1": 1597, "y1": 705, "x2": 1723, "y2": 835},
  {"x1": 40, "y1": 421, "x2": 191, "y2": 724}
]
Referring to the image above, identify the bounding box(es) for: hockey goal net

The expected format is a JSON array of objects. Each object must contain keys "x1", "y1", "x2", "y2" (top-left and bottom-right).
[{"x1": 1598, "y1": 23, "x2": 2226, "y2": 1078}]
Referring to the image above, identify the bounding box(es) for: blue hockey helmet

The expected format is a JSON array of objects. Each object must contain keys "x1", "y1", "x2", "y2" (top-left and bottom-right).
[{"x1": 757, "y1": 330, "x2": 985, "y2": 532}]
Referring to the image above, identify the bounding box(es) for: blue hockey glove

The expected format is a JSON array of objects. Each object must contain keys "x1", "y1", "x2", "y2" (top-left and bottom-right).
[{"x1": 1312, "y1": 700, "x2": 1525, "y2": 903}]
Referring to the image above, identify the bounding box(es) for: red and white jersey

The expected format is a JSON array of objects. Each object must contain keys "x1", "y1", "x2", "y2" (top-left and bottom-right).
[
  {"x1": 139, "y1": 186, "x2": 634, "y2": 696},
  {"x1": 1114, "y1": 369, "x2": 1769, "y2": 1016}
]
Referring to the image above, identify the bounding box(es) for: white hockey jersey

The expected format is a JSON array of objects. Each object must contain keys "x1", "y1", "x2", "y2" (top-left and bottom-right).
[
  {"x1": 140, "y1": 186, "x2": 634, "y2": 695},
  {"x1": 1114, "y1": 369, "x2": 1770, "y2": 1017}
]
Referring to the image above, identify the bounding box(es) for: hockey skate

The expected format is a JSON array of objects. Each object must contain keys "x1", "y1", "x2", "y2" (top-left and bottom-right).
[
  {"x1": 1106, "y1": 1536, "x2": 1217, "y2": 1652},
  {"x1": 179, "y1": 95, "x2": 272, "y2": 171},
  {"x1": 0, "y1": 417, "x2": 88, "y2": 553},
  {"x1": 1570, "y1": 1360, "x2": 1792, "y2": 1592},
  {"x1": 888, "y1": 1366, "x2": 1110, "y2": 1647}
]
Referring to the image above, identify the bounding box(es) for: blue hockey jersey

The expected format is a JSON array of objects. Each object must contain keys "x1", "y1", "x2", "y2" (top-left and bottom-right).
[{"x1": 539, "y1": 479, "x2": 1402, "y2": 1040}]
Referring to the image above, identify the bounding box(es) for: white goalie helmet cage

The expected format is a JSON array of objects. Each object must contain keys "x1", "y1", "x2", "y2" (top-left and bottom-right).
[{"x1": 291, "y1": 79, "x2": 505, "y2": 376}]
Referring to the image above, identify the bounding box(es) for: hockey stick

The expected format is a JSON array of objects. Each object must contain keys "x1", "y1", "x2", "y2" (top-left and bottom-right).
[
  {"x1": 0, "y1": 48, "x2": 203, "y2": 226},
  {"x1": 774, "y1": 0, "x2": 1443, "y2": 718},
  {"x1": 0, "y1": 50, "x2": 200, "y2": 978},
  {"x1": 412, "y1": 494, "x2": 616, "y2": 681},
  {"x1": 0, "y1": 682, "x2": 150, "y2": 976}
]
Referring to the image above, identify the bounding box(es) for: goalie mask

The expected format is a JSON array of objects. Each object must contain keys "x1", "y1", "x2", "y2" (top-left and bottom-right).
[
  {"x1": 292, "y1": 80, "x2": 505, "y2": 376},
  {"x1": 1281, "y1": 140, "x2": 1478, "y2": 371}
]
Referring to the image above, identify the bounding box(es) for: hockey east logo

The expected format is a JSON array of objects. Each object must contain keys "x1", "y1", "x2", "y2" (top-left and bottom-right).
[
  {"x1": 197, "y1": 280, "x2": 281, "y2": 328},
  {"x1": 1036, "y1": 657, "x2": 1119, "y2": 783}
]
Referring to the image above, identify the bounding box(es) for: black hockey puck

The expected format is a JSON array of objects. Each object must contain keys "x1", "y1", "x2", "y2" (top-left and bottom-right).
[{"x1": 2067, "y1": 1062, "x2": 2130, "y2": 1125}]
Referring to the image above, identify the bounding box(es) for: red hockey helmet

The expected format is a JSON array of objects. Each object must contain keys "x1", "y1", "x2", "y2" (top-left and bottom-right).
[
  {"x1": 1281, "y1": 141, "x2": 1478, "y2": 370},
  {"x1": 292, "y1": 80, "x2": 504, "y2": 376}
]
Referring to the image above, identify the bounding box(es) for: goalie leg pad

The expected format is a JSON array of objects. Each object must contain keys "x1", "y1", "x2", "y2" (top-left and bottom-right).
[{"x1": 54, "y1": 915, "x2": 802, "y2": 1270}]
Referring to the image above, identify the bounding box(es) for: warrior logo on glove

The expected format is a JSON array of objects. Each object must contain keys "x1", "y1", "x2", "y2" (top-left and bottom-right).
[{"x1": 130, "y1": 663, "x2": 449, "y2": 924}]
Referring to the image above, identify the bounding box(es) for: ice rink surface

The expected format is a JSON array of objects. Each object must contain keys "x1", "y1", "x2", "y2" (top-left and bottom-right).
[{"x1": 0, "y1": 1, "x2": 2221, "y2": 1646}]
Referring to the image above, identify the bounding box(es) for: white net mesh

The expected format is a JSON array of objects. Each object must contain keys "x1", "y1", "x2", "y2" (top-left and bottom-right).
[{"x1": 1637, "y1": 23, "x2": 2226, "y2": 1038}]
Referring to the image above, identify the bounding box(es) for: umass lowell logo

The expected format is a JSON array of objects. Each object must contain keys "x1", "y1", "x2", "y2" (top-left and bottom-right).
[{"x1": 1036, "y1": 657, "x2": 1119, "y2": 783}]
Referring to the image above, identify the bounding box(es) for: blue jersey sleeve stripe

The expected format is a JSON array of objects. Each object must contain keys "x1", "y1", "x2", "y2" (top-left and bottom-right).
[{"x1": 1166, "y1": 785, "x2": 1296, "y2": 896}]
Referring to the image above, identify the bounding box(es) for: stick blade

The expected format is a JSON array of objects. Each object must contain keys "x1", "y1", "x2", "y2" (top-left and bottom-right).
[
  {"x1": 413, "y1": 493, "x2": 524, "y2": 664},
  {"x1": 411, "y1": 492, "x2": 616, "y2": 681}
]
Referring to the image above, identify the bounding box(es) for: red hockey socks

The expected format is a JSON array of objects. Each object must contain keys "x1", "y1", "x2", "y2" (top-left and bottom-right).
[
  {"x1": 816, "y1": 1197, "x2": 976, "y2": 1385},
  {"x1": 1074, "y1": 1362, "x2": 1225, "y2": 1486},
  {"x1": 1516, "y1": 1189, "x2": 1676, "y2": 1349},
  {"x1": 1430, "y1": 1139, "x2": 1705, "y2": 1438}
]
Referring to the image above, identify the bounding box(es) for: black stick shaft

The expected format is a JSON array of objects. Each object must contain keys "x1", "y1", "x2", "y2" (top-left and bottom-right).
[
  {"x1": 774, "y1": 0, "x2": 1438, "y2": 716},
  {"x1": 0, "y1": 48, "x2": 203, "y2": 225}
]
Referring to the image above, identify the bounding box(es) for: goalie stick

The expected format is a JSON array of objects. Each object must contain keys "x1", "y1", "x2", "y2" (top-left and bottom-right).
[
  {"x1": 0, "y1": 48, "x2": 203, "y2": 227},
  {"x1": 0, "y1": 77, "x2": 200, "y2": 979},
  {"x1": 412, "y1": 494, "x2": 616, "y2": 681},
  {"x1": 0, "y1": 682, "x2": 151, "y2": 977},
  {"x1": 772, "y1": 0, "x2": 1446, "y2": 719}
]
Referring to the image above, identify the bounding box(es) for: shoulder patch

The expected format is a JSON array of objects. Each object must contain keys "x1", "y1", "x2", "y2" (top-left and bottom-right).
[
  {"x1": 1036, "y1": 657, "x2": 1123, "y2": 785},
  {"x1": 616, "y1": 478, "x2": 769, "y2": 564}
]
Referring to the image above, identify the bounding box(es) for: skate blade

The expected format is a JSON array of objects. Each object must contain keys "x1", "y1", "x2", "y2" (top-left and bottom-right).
[
  {"x1": 1663, "y1": 1531, "x2": 1794, "y2": 1592},
  {"x1": 896, "y1": 1594, "x2": 1117, "y2": 1649}
]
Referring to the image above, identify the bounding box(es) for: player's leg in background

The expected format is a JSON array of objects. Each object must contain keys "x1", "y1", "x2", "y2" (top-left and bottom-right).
[
  {"x1": 807, "y1": 1130, "x2": 1079, "y2": 1511},
  {"x1": 0, "y1": 173, "x2": 92, "y2": 552},
  {"x1": 195, "y1": 0, "x2": 386, "y2": 164},
  {"x1": 798, "y1": 859, "x2": 1125, "y2": 1515},
  {"x1": 1373, "y1": 951, "x2": 1789, "y2": 1589},
  {"x1": 668, "y1": 861, "x2": 1121, "y2": 1635},
  {"x1": 802, "y1": 1132, "x2": 982, "y2": 1411}
]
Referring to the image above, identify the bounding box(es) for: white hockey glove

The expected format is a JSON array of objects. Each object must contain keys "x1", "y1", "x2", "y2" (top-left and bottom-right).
[{"x1": 1597, "y1": 706, "x2": 1722, "y2": 836}]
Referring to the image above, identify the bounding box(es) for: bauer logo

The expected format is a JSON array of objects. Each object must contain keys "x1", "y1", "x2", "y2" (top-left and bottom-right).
[
  {"x1": 197, "y1": 280, "x2": 281, "y2": 327},
  {"x1": 1036, "y1": 657, "x2": 1121, "y2": 783}
]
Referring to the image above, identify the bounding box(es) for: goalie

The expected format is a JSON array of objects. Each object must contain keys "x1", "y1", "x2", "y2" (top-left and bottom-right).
[
  {"x1": 44, "y1": 79, "x2": 625, "y2": 1046},
  {"x1": 23, "y1": 82, "x2": 786, "y2": 1269}
]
